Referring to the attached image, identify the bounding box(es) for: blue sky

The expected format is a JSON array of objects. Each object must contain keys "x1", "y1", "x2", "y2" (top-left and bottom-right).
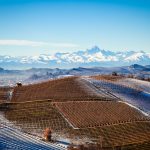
[{"x1": 0, "y1": 0, "x2": 150, "y2": 56}]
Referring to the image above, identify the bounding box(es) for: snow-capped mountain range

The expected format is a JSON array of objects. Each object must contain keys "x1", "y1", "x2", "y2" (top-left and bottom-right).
[{"x1": 0, "y1": 46, "x2": 150, "y2": 69}]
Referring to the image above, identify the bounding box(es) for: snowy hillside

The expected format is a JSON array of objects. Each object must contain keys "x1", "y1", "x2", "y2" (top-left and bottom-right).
[{"x1": 87, "y1": 77, "x2": 150, "y2": 115}]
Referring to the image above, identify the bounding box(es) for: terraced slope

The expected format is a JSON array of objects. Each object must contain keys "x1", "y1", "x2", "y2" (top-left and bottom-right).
[
  {"x1": 12, "y1": 77, "x2": 116, "y2": 102},
  {"x1": 53, "y1": 101, "x2": 150, "y2": 149},
  {"x1": 54, "y1": 101, "x2": 149, "y2": 128},
  {"x1": 3, "y1": 100, "x2": 71, "y2": 136},
  {"x1": 70, "y1": 122, "x2": 150, "y2": 149}
]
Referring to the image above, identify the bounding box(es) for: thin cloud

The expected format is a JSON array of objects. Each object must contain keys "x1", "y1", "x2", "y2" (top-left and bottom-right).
[{"x1": 0, "y1": 40, "x2": 78, "y2": 48}]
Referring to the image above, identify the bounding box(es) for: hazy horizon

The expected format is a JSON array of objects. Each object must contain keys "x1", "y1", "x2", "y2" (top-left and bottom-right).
[{"x1": 0, "y1": 45, "x2": 149, "y2": 57}]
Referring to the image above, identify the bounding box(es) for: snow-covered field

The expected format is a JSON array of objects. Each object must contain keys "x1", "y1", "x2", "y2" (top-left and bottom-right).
[
  {"x1": 86, "y1": 77, "x2": 150, "y2": 115},
  {"x1": 117, "y1": 78, "x2": 150, "y2": 93}
]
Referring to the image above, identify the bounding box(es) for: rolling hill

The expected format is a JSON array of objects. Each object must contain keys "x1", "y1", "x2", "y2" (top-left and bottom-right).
[{"x1": 0, "y1": 76, "x2": 150, "y2": 149}]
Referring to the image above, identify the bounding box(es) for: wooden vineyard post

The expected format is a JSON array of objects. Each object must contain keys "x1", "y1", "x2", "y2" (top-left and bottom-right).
[{"x1": 98, "y1": 135, "x2": 103, "y2": 149}]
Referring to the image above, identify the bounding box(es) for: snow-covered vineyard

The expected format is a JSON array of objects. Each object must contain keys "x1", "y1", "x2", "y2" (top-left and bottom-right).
[
  {"x1": 0, "y1": 113, "x2": 67, "y2": 150},
  {"x1": 0, "y1": 76, "x2": 150, "y2": 149},
  {"x1": 87, "y1": 76, "x2": 150, "y2": 115}
]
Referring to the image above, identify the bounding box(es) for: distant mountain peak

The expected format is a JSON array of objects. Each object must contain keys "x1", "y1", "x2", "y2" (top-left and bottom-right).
[
  {"x1": 86, "y1": 46, "x2": 101, "y2": 54},
  {"x1": 0, "y1": 46, "x2": 149, "y2": 69}
]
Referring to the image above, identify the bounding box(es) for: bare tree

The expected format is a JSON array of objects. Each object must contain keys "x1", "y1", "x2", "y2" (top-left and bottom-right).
[{"x1": 43, "y1": 128, "x2": 52, "y2": 141}]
